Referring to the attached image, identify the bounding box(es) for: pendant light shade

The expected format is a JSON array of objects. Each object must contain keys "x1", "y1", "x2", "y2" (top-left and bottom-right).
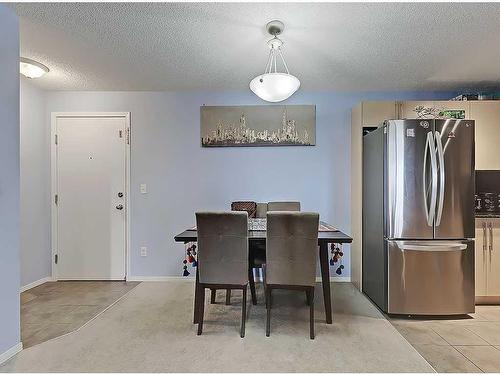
[
  {"x1": 250, "y1": 20, "x2": 300, "y2": 102},
  {"x1": 250, "y1": 73, "x2": 300, "y2": 103}
]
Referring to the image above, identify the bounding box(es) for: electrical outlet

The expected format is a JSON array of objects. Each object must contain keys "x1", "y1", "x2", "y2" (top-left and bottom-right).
[
  {"x1": 140, "y1": 246, "x2": 147, "y2": 257},
  {"x1": 140, "y1": 184, "x2": 147, "y2": 194}
]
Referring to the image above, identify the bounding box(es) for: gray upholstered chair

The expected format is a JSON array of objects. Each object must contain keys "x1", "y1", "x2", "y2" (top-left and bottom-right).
[
  {"x1": 195, "y1": 212, "x2": 249, "y2": 337},
  {"x1": 256, "y1": 203, "x2": 269, "y2": 218},
  {"x1": 264, "y1": 211, "x2": 319, "y2": 339},
  {"x1": 267, "y1": 201, "x2": 301, "y2": 212}
]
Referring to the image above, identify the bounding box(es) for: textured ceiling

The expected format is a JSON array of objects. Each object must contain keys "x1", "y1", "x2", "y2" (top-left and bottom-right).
[{"x1": 11, "y1": 2, "x2": 500, "y2": 91}]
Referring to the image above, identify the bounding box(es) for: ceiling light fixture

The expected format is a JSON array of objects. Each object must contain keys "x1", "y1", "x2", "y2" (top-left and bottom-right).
[
  {"x1": 249, "y1": 20, "x2": 300, "y2": 103},
  {"x1": 20, "y1": 57, "x2": 49, "y2": 79}
]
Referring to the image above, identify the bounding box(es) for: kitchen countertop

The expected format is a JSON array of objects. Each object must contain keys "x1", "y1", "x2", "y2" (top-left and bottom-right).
[{"x1": 476, "y1": 213, "x2": 500, "y2": 218}]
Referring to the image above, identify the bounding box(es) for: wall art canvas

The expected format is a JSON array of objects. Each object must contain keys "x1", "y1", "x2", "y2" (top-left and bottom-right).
[{"x1": 200, "y1": 105, "x2": 316, "y2": 147}]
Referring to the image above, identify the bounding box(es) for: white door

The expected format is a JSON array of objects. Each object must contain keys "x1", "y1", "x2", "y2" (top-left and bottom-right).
[{"x1": 55, "y1": 115, "x2": 128, "y2": 280}]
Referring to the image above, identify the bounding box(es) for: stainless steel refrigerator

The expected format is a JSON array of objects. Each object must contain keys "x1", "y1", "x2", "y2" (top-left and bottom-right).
[{"x1": 362, "y1": 119, "x2": 475, "y2": 315}]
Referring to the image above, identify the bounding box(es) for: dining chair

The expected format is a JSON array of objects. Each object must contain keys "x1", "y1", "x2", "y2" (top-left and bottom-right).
[
  {"x1": 230, "y1": 201, "x2": 257, "y2": 218},
  {"x1": 195, "y1": 211, "x2": 249, "y2": 338},
  {"x1": 228, "y1": 201, "x2": 261, "y2": 305},
  {"x1": 264, "y1": 211, "x2": 319, "y2": 339},
  {"x1": 267, "y1": 201, "x2": 301, "y2": 211},
  {"x1": 256, "y1": 203, "x2": 268, "y2": 218}
]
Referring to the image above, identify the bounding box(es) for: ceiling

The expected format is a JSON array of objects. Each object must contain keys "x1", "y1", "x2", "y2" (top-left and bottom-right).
[{"x1": 11, "y1": 2, "x2": 500, "y2": 92}]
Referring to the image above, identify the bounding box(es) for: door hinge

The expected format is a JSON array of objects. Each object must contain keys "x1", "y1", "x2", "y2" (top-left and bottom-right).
[
  {"x1": 54, "y1": 254, "x2": 58, "y2": 264},
  {"x1": 55, "y1": 194, "x2": 58, "y2": 205},
  {"x1": 55, "y1": 134, "x2": 58, "y2": 145},
  {"x1": 126, "y1": 127, "x2": 130, "y2": 145}
]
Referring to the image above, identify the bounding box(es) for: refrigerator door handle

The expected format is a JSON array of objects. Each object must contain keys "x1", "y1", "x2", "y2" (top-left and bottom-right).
[
  {"x1": 423, "y1": 131, "x2": 438, "y2": 226},
  {"x1": 435, "y1": 131, "x2": 445, "y2": 226},
  {"x1": 399, "y1": 242, "x2": 467, "y2": 251}
]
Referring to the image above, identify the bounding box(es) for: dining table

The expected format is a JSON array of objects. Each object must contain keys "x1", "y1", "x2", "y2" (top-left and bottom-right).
[{"x1": 174, "y1": 219, "x2": 353, "y2": 324}]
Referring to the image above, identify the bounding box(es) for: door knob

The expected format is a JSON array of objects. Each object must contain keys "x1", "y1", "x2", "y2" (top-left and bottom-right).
[{"x1": 116, "y1": 204, "x2": 124, "y2": 210}]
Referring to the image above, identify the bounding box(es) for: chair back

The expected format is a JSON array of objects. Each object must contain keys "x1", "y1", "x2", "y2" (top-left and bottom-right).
[
  {"x1": 256, "y1": 203, "x2": 268, "y2": 218},
  {"x1": 196, "y1": 212, "x2": 248, "y2": 285},
  {"x1": 266, "y1": 211, "x2": 319, "y2": 287},
  {"x1": 231, "y1": 201, "x2": 257, "y2": 218},
  {"x1": 267, "y1": 201, "x2": 301, "y2": 212}
]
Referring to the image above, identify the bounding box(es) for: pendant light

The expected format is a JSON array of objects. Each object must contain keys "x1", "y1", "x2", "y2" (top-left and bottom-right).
[{"x1": 250, "y1": 20, "x2": 300, "y2": 103}]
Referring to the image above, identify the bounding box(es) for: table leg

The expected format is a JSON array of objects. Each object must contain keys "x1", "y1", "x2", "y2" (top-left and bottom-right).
[
  {"x1": 193, "y1": 266, "x2": 201, "y2": 324},
  {"x1": 319, "y1": 243, "x2": 333, "y2": 324}
]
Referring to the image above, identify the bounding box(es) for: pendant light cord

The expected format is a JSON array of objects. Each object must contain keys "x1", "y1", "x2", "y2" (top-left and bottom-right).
[
  {"x1": 262, "y1": 37, "x2": 291, "y2": 76},
  {"x1": 278, "y1": 48, "x2": 290, "y2": 75}
]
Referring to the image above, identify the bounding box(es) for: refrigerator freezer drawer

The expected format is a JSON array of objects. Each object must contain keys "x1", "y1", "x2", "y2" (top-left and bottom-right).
[{"x1": 387, "y1": 240, "x2": 475, "y2": 315}]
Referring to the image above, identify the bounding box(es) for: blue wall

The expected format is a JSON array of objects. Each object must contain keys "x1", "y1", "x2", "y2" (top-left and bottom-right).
[
  {"x1": 0, "y1": 5, "x2": 20, "y2": 358},
  {"x1": 45, "y1": 89, "x2": 456, "y2": 279}
]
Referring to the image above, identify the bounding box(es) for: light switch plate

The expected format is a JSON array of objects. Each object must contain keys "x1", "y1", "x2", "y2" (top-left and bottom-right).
[
  {"x1": 140, "y1": 246, "x2": 147, "y2": 257},
  {"x1": 140, "y1": 184, "x2": 147, "y2": 194}
]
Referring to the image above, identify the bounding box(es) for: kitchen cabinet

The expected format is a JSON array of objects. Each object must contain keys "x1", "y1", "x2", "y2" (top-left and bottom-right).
[
  {"x1": 487, "y1": 219, "x2": 500, "y2": 296},
  {"x1": 399, "y1": 101, "x2": 434, "y2": 119},
  {"x1": 470, "y1": 101, "x2": 500, "y2": 170},
  {"x1": 361, "y1": 101, "x2": 398, "y2": 127},
  {"x1": 475, "y1": 221, "x2": 488, "y2": 296},
  {"x1": 438, "y1": 101, "x2": 470, "y2": 119},
  {"x1": 475, "y1": 218, "x2": 500, "y2": 302},
  {"x1": 351, "y1": 101, "x2": 397, "y2": 290},
  {"x1": 399, "y1": 100, "x2": 469, "y2": 119}
]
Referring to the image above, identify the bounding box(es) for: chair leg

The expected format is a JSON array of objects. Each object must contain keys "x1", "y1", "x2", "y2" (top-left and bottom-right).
[
  {"x1": 309, "y1": 287, "x2": 315, "y2": 340},
  {"x1": 305, "y1": 290, "x2": 311, "y2": 306},
  {"x1": 248, "y1": 268, "x2": 257, "y2": 305},
  {"x1": 197, "y1": 287, "x2": 205, "y2": 335},
  {"x1": 241, "y1": 286, "x2": 247, "y2": 338},
  {"x1": 225, "y1": 289, "x2": 231, "y2": 305},
  {"x1": 210, "y1": 289, "x2": 216, "y2": 304},
  {"x1": 266, "y1": 287, "x2": 271, "y2": 337},
  {"x1": 262, "y1": 264, "x2": 268, "y2": 309}
]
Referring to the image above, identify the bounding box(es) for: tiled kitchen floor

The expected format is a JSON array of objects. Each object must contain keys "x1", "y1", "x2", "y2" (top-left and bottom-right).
[
  {"x1": 21, "y1": 281, "x2": 139, "y2": 348},
  {"x1": 388, "y1": 305, "x2": 500, "y2": 373}
]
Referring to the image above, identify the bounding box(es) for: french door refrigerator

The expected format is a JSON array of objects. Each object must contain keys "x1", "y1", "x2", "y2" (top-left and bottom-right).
[{"x1": 362, "y1": 119, "x2": 475, "y2": 315}]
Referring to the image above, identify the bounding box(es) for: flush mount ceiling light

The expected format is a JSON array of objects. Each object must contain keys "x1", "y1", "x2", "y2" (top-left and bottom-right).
[
  {"x1": 20, "y1": 57, "x2": 49, "y2": 79},
  {"x1": 249, "y1": 20, "x2": 300, "y2": 103}
]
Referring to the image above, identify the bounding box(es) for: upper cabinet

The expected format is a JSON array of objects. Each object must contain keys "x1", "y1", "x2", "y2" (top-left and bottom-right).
[
  {"x1": 438, "y1": 101, "x2": 470, "y2": 119},
  {"x1": 361, "y1": 101, "x2": 397, "y2": 127},
  {"x1": 399, "y1": 101, "x2": 434, "y2": 119},
  {"x1": 470, "y1": 101, "x2": 500, "y2": 170},
  {"x1": 399, "y1": 101, "x2": 470, "y2": 119}
]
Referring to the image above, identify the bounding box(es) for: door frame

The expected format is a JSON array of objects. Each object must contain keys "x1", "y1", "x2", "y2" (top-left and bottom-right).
[{"x1": 51, "y1": 112, "x2": 131, "y2": 280}]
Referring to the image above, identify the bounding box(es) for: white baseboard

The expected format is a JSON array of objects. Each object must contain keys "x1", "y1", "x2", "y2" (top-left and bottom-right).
[
  {"x1": 319, "y1": 276, "x2": 351, "y2": 283},
  {"x1": 128, "y1": 276, "x2": 351, "y2": 283},
  {"x1": 0, "y1": 342, "x2": 22, "y2": 365},
  {"x1": 20, "y1": 276, "x2": 53, "y2": 293},
  {"x1": 127, "y1": 276, "x2": 195, "y2": 282}
]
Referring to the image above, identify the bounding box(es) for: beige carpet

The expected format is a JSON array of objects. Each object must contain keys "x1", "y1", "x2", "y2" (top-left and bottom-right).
[{"x1": 1, "y1": 281, "x2": 434, "y2": 372}]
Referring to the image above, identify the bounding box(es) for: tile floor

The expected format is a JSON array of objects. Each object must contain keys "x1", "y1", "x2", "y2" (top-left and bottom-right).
[
  {"x1": 388, "y1": 305, "x2": 500, "y2": 372},
  {"x1": 21, "y1": 281, "x2": 139, "y2": 348}
]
